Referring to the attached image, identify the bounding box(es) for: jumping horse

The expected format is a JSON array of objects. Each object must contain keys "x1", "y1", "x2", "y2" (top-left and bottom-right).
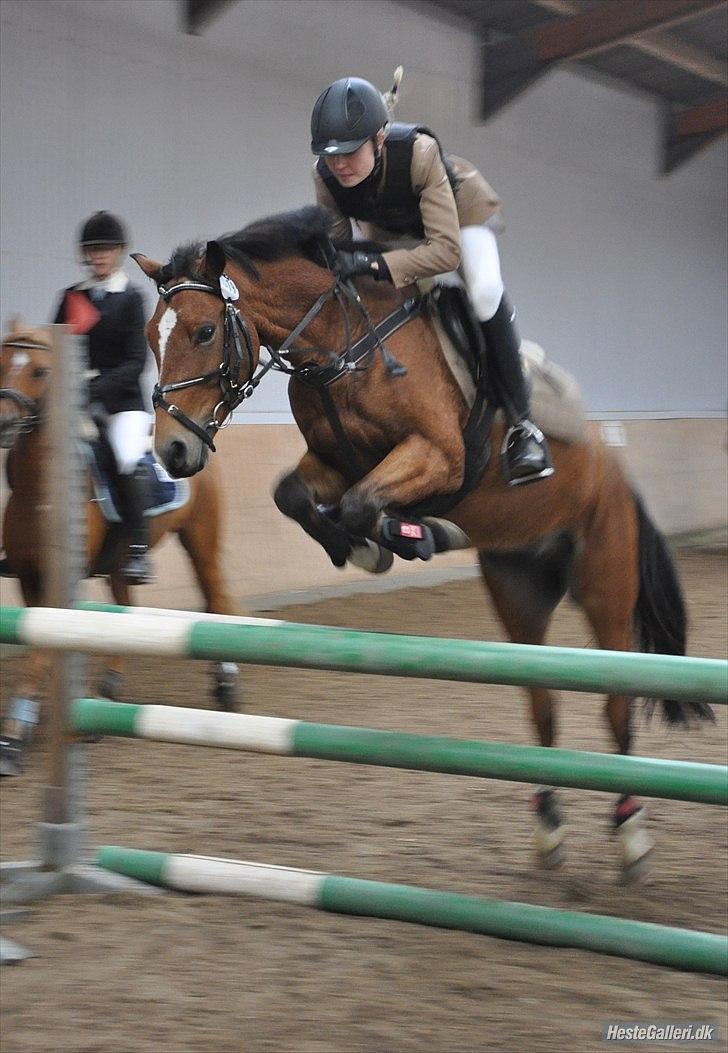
[
  {"x1": 133, "y1": 205, "x2": 713, "y2": 882},
  {"x1": 0, "y1": 321, "x2": 241, "y2": 776}
]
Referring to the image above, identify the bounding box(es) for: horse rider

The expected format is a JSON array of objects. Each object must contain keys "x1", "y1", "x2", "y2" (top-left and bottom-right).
[
  {"x1": 311, "y1": 75, "x2": 554, "y2": 486},
  {"x1": 53, "y1": 211, "x2": 154, "y2": 583}
]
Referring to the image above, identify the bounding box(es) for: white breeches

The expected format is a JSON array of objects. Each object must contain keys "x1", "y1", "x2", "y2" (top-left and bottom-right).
[
  {"x1": 459, "y1": 225, "x2": 505, "y2": 322},
  {"x1": 106, "y1": 411, "x2": 152, "y2": 474}
]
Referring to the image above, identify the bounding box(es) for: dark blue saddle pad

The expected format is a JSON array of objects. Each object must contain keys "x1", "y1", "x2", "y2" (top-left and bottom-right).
[{"x1": 86, "y1": 445, "x2": 190, "y2": 523}]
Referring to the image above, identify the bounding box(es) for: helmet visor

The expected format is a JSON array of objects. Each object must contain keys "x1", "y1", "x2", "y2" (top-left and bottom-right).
[{"x1": 311, "y1": 135, "x2": 369, "y2": 156}]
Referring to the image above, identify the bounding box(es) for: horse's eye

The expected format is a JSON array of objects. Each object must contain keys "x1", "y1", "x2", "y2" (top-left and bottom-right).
[
  {"x1": 33, "y1": 366, "x2": 49, "y2": 379},
  {"x1": 195, "y1": 325, "x2": 216, "y2": 345}
]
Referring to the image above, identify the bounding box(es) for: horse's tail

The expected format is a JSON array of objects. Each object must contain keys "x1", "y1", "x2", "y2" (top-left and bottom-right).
[{"x1": 633, "y1": 493, "x2": 714, "y2": 725}]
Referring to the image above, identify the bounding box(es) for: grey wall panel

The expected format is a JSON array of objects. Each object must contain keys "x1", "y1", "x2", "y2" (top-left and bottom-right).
[{"x1": 1, "y1": 0, "x2": 726, "y2": 418}]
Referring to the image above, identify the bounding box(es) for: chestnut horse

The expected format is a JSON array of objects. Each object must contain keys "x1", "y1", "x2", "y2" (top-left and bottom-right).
[
  {"x1": 133, "y1": 206, "x2": 712, "y2": 881},
  {"x1": 0, "y1": 322, "x2": 240, "y2": 776}
]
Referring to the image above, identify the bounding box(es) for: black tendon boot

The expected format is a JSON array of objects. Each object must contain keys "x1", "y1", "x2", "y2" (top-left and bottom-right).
[
  {"x1": 480, "y1": 297, "x2": 554, "y2": 486},
  {"x1": 116, "y1": 465, "x2": 154, "y2": 584}
]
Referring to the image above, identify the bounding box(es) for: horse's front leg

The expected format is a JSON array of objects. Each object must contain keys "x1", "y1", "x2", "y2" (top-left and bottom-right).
[
  {"x1": 339, "y1": 434, "x2": 465, "y2": 560},
  {"x1": 273, "y1": 452, "x2": 391, "y2": 573}
]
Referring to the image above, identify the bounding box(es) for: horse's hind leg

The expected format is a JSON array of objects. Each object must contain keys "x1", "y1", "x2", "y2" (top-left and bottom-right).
[
  {"x1": 574, "y1": 486, "x2": 652, "y2": 883},
  {"x1": 478, "y1": 537, "x2": 573, "y2": 868}
]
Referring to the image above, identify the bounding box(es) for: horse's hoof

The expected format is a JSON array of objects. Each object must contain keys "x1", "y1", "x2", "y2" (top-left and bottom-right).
[
  {"x1": 0, "y1": 737, "x2": 24, "y2": 777},
  {"x1": 532, "y1": 788, "x2": 565, "y2": 868},
  {"x1": 98, "y1": 669, "x2": 123, "y2": 701},
  {"x1": 213, "y1": 662, "x2": 239, "y2": 712},
  {"x1": 213, "y1": 681, "x2": 238, "y2": 712},
  {"x1": 348, "y1": 540, "x2": 394, "y2": 574},
  {"x1": 614, "y1": 798, "x2": 652, "y2": 885},
  {"x1": 536, "y1": 841, "x2": 566, "y2": 870},
  {"x1": 619, "y1": 849, "x2": 652, "y2": 886}
]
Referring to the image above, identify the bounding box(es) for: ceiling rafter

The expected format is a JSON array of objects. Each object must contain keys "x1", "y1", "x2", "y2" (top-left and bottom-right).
[
  {"x1": 661, "y1": 96, "x2": 728, "y2": 172},
  {"x1": 526, "y1": 0, "x2": 726, "y2": 61},
  {"x1": 534, "y1": 0, "x2": 728, "y2": 86},
  {"x1": 481, "y1": 0, "x2": 726, "y2": 120},
  {"x1": 183, "y1": 0, "x2": 238, "y2": 35}
]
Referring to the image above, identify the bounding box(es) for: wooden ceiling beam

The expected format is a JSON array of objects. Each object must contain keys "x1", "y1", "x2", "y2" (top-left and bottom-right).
[
  {"x1": 481, "y1": 0, "x2": 726, "y2": 119},
  {"x1": 672, "y1": 95, "x2": 728, "y2": 134},
  {"x1": 183, "y1": 0, "x2": 238, "y2": 35},
  {"x1": 661, "y1": 96, "x2": 728, "y2": 172},
  {"x1": 534, "y1": 0, "x2": 728, "y2": 87},
  {"x1": 526, "y1": 1, "x2": 725, "y2": 63}
]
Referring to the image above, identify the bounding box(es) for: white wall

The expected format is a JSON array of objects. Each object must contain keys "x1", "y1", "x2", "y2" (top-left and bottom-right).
[{"x1": 1, "y1": 0, "x2": 726, "y2": 418}]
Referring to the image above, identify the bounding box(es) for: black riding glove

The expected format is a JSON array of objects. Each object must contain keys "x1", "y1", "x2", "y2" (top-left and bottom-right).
[{"x1": 334, "y1": 251, "x2": 392, "y2": 283}]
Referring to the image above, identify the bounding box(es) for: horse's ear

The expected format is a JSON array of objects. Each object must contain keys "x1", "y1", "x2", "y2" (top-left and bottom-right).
[
  {"x1": 8, "y1": 315, "x2": 23, "y2": 334},
  {"x1": 131, "y1": 253, "x2": 162, "y2": 282},
  {"x1": 203, "y1": 241, "x2": 227, "y2": 281}
]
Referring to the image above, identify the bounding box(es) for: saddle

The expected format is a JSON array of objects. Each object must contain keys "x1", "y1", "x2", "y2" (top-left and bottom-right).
[
  {"x1": 380, "y1": 279, "x2": 587, "y2": 532},
  {"x1": 86, "y1": 439, "x2": 190, "y2": 524}
]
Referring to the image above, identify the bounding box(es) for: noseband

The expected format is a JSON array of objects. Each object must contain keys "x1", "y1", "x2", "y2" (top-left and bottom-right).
[
  {"x1": 152, "y1": 279, "x2": 258, "y2": 452},
  {"x1": 0, "y1": 340, "x2": 47, "y2": 434}
]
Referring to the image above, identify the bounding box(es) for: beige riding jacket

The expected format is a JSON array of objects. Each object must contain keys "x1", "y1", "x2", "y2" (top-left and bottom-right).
[{"x1": 313, "y1": 133, "x2": 501, "y2": 289}]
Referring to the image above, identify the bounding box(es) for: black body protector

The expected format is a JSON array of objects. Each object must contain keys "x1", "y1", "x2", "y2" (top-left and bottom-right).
[{"x1": 317, "y1": 123, "x2": 459, "y2": 238}]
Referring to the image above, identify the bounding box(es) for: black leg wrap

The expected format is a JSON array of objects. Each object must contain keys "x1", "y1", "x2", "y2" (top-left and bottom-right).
[{"x1": 274, "y1": 474, "x2": 351, "y2": 568}]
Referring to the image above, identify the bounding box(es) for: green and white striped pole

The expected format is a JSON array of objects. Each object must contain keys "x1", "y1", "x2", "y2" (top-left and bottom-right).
[
  {"x1": 71, "y1": 699, "x2": 728, "y2": 805},
  {"x1": 96, "y1": 846, "x2": 728, "y2": 976},
  {"x1": 2, "y1": 606, "x2": 726, "y2": 703}
]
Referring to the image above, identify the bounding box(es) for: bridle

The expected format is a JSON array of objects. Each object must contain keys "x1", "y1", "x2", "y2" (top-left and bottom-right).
[
  {"x1": 152, "y1": 259, "x2": 413, "y2": 458},
  {"x1": 152, "y1": 279, "x2": 259, "y2": 452},
  {"x1": 0, "y1": 340, "x2": 48, "y2": 435}
]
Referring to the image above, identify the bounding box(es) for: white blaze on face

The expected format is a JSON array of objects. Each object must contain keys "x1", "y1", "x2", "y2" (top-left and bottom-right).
[
  {"x1": 9, "y1": 351, "x2": 30, "y2": 377},
  {"x1": 157, "y1": 308, "x2": 178, "y2": 368}
]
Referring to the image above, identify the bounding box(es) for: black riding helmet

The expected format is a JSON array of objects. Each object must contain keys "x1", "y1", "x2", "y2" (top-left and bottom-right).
[
  {"x1": 78, "y1": 211, "x2": 127, "y2": 248},
  {"x1": 311, "y1": 77, "x2": 389, "y2": 155}
]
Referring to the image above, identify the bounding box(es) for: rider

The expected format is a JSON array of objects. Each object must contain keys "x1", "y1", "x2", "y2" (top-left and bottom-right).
[
  {"x1": 53, "y1": 211, "x2": 153, "y2": 584},
  {"x1": 311, "y1": 76, "x2": 553, "y2": 486}
]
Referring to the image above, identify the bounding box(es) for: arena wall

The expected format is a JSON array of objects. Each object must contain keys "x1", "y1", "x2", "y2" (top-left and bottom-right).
[{"x1": 1, "y1": 0, "x2": 725, "y2": 607}]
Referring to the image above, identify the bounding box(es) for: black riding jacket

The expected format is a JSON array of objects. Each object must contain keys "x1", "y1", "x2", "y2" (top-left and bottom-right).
[{"x1": 52, "y1": 278, "x2": 147, "y2": 414}]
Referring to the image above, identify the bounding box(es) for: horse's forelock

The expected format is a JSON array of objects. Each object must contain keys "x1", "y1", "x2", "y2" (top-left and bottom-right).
[
  {"x1": 157, "y1": 241, "x2": 206, "y2": 287},
  {"x1": 2, "y1": 327, "x2": 52, "y2": 351}
]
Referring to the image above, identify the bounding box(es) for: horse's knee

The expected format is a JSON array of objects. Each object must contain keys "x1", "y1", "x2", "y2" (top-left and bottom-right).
[
  {"x1": 273, "y1": 471, "x2": 312, "y2": 521},
  {"x1": 339, "y1": 488, "x2": 382, "y2": 538}
]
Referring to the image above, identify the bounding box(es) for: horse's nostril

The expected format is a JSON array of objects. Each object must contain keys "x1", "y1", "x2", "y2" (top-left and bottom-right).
[{"x1": 166, "y1": 439, "x2": 188, "y2": 477}]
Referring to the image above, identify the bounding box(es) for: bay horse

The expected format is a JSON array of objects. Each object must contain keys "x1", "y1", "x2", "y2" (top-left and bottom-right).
[
  {"x1": 133, "y1": 205, "x2": 712, "y2": 882},
  {"x1": 0, "y1": 321, "x2": 241, "y2": 777}
]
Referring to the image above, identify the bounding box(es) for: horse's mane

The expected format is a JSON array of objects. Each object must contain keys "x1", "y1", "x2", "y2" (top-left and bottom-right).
[{"x1": 158, "y1": 205, "x2": 335, "y2": 285}]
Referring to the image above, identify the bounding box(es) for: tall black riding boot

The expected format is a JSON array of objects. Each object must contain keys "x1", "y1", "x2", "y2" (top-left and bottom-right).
[
  {"x1": 479, "y1": 296, "x2": 554, "y2": 486},
  {"x1": 116, "y1": 465, "x2": 154, "y2": 585}
]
